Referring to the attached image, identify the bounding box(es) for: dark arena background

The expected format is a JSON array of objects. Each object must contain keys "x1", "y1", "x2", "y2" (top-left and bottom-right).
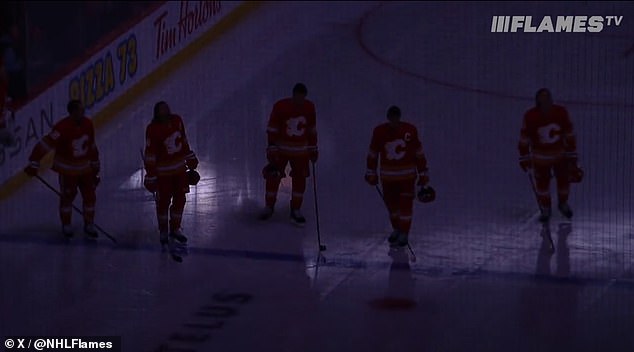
[{"x1": 0, "y1": 2, "x2": 633, "y2": 351}]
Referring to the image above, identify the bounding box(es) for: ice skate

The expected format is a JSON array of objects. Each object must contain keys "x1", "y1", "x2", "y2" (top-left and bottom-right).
[
  {"x1": 558, "y1": 202, "x2": 573, "y2": 219},
  {"x1": 387, "y1": 229, "x2": 399, "y2": 244},
  {"x1": 538, "y1": 207, "x2": 551, "y2": 223},
  {"x1": 290, "y1": 209, "x2": 306, "y2": 226},
  {"x1": 170, "y1": 229, "x2": 188, "y2": 244},
  {"x1": 259, "y1": 206, "x2": 274, "y2": 221},
  {"x1": 395, "y1": 232, "x2": 409, "y2": 248},
  {"x1": 62, "y1": 225, "x2": 74, "y2": 238},
  {"x1": 84, "y1": 223, "x2": 98, "y2": 239},
  {"x1": 160, "y1": 231, "x2": 169, "y2": 246}
]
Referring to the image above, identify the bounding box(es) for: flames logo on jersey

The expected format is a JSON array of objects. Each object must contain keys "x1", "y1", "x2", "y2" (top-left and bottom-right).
[
  {"x1": 286, "y1": 116, "x2": 306, "y2": 137},
  {"x1": 385, "y1": 139, "x2": 406, "y2": 160},
  {"x1": 537, "y1": 123, "x2": 561, "y2": 144},
  {"x1": 164, "y1": 131, "x2": 183, "y2": 155},
  {"x1": 71, "y1": 135, "x2": 90, "y2": 157}
]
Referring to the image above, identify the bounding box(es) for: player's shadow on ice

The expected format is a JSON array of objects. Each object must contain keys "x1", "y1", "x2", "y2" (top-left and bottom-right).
[
  {"x1": 535, "y1": 222, "x2": 572, "y2": 278},
  {"x1": 0, "y1": 227, "x2": 104, "y2": 247},
  {"x1": 236, "y1": 197, "x2": 307, "y2": 227},
  {"x1": 518, "y1": 222, "x2": 579, "y2": 351},
  {"x1": 368, "y1": 249, "x2": 417, "y2": 310},
  {"x1": 213, "y1": 197, "x2": 310, "y2": 251}
]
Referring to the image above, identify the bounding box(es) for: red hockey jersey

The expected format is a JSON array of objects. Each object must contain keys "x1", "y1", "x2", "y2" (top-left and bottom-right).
[
  {"x1": 144, "y1": 114, "x2": 197, "y2": 178},
  {"x1": 367, "y1": 122, "x2": 428, "y2": 181},
  {"x1": 28, "y1": 116, "x2": 100, "y2": 175},
  {"x1": 0, "y1": 60, "x2": 7, "y2": 129},
  {"x1": 518, "y1": 104, "x2": 577, "y2": 161},
  {"x1": 266, "y1": 98, "x2": 317, "y2": 156}
]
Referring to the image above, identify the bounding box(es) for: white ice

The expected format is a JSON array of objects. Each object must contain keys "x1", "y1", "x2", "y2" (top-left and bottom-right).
[{"x1": 1, "y1": 2, "x2": 634, "y2": 351}]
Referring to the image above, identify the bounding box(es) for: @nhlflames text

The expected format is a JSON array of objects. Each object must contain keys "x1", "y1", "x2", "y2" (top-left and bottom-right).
[{"x1": 3, "y1": 337, "x2": 119, "y2": 351}]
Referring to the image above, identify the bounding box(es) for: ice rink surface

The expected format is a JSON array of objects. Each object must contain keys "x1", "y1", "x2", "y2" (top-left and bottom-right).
[{"x1": 1, "y1": 2, "x2": 634, "y2": 351}]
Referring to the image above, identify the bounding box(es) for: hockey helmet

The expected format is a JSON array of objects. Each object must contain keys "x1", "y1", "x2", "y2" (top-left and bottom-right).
[
  {"x1": 569, "y1": 165, "x2": 584, "y2": 183},
  {"x1": 187, "y1": 169, "x2": 201, "y2": 185},
  {"x1": 387, "y1": 105, "x2": 401, "y2": 118},
  {"x1": 417, "y1": 186, "x2": 436, "y2": 203},
  {"x1": 535, "y1": 88, "x2": 553, "y2": 107},
  {"x1": 262, "y1": 163, "x2": 285, "y2": 180}
]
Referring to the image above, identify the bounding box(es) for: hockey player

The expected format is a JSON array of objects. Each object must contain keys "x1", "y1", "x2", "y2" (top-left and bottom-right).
[
  {"x1": 143, "y1": 101, "x2": 198, "y2": 245},
  {"x1": 260, "y1": 83, "x2": 318, "y2": 225},
  {"x1": 519, "y1": 88, "x2": 581, "y2": 222},
  {"x1": 365, "y1": 106, "x2": 430, "y2": 247},
  {"x1": 24, "y1": 100, "x2": 101, "y2": 238},
  {"x1": 0, "y1": 56, "x2": 7, "y2": 128}
]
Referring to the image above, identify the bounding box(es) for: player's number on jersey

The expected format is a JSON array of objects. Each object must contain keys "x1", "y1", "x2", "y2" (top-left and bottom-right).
[
  {"x1": 537, "y1": 123, "x2": 561, "y2": 144},
  {"x1": 71, "y1": 135, "x2": 90, "y2": 157},
  {"x1": 385, "y1": 139, "x2": 406, "y2": 160},
  {"x1": 286, "y1": 116, "x2": 306, "y2": 137},
  {"x1": 164, "y1": 131, "x2": 183, "y2": 155}
]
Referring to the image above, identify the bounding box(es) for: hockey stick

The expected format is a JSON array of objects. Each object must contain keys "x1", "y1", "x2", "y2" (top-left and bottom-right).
[
  {"x1": 526, "y1": 169, "x2": 540, "y2": 208},
  {"x1": 35, "y1": 175, "x2": 117, "y2": 244},
  {"x1": 375, "y1": 185, "x2": 417, "y2": 262},
  {"x1": 527, "y1": 170, "x2": 554, "y2": 252},
  {"x1": 312, "y1": 161, "x2": 326, "y2": 251}
]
